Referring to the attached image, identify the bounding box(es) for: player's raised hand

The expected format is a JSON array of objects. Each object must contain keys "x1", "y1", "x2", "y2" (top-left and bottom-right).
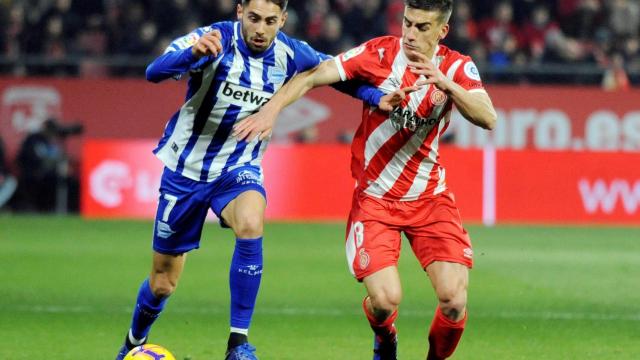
[
  {"x1": 378, "y1": 85, "x2": 421, "y2": 112},
  {"x1": 407, "y1": 51, "x2": 449, "y2": 90},
  {"x1": 232, "y1": 106, "x2": 279, "y2": 142},
  {"x1": 192, "y1": 30, "x2": 223, "y2": 59}
]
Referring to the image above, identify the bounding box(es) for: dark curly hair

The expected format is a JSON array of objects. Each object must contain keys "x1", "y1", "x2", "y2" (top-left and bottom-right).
[
  {"x1": 242, "y1": 0, "x2": 288, "y2": 11},
  {"x1": 404, "y1": 0, "x2": 453, "y2": 23}
]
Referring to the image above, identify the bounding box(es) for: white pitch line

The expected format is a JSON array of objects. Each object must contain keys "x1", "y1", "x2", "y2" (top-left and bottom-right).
[{"x1": 7, "y1": 305, "x2": 640, "y2": 322}]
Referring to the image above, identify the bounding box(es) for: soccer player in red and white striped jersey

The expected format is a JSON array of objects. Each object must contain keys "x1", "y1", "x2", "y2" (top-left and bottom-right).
[{"x1": 234, "y1": 1, "x2": 497, "y2": 359}]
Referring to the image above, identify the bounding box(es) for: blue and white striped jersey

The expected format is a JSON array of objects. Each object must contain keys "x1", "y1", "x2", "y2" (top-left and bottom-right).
[{"x1": 147, "y1": 21, "x2": 382, "y2": 183}]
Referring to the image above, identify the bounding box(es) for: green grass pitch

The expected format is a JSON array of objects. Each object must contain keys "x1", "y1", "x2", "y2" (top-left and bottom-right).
[{"x1": 1, "y1": 215, "x2": 639, "y2": 359}]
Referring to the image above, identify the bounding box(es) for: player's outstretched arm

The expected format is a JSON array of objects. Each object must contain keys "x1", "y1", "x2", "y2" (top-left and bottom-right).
[
  {"x1": 407, "y1": 52, "x2": 497, "y2": 130},
  {"x1": 232, "y1": 59, "x2": 343, "y2": 141},
  {"x1": 232, "y1": 59, "x2": 418, "y2": 141},
  {"x1": 146, "y1": 30, "x2": 223, "y2": 83}
]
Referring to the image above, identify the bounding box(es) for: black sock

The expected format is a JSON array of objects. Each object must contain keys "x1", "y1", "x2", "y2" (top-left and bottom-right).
[{"x1": 227, "y1": 332, "x2": 248, "y2": 351}]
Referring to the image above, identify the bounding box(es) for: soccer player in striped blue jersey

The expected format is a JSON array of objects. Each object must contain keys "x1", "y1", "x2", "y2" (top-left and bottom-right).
[{"x1": 115, "y1": 1, "x2": 406, "y2": 359}]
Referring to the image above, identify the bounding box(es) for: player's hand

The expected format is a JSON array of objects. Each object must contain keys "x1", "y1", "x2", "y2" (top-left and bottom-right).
[
  {"x1": 192, "y1": 30, "x2": 223, "y2": 59},
  {"x1": 232, "y1": 106, "x2": 279, "y2": 142},
  {"x1": 407, "y1": 51, "x2": 450, "y2": 91},
  {"x1": 378, "y1": 85, "x2": 421, "y2": 112}
]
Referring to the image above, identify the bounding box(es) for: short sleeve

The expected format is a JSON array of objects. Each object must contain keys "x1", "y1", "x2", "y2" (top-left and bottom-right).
[
  {"x1": 164, "y1": 26, "x2": 211, "y2": 54},
  {"x1": 453, "y1": 60, "x2": 485, "y2": 92},
  {"x1": 333, "y1": 39, "x2": 385, "y2": 82},
  {"x1": 291, "y1": 39, "x2": 325, "y2": 72},
  {"x1": 164, "y1": 22, "x2": 233, "y2": 70}
]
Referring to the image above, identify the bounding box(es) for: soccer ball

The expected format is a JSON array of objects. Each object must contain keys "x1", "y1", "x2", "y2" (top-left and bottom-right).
[{"x1": 124, "y1": 344, "x2": 176, "y2": 360}]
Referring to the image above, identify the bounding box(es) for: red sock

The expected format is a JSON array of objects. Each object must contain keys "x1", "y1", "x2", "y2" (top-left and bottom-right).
[
  {"x1": 362, "y1": 297, "x2": 398, "y2": 340},
  {"x1": 427, "y1": 306, "x2": 467, "y2": 360}
]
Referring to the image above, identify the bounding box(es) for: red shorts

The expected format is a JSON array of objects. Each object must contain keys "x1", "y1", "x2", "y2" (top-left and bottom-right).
[{"x1": 345, "y1": 190, "x2": 473, "y2": 281}]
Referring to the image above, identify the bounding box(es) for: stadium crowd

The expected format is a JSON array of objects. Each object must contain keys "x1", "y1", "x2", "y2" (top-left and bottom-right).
[{"x1": 0, "y1": 0, "x2": 638, "y2": 85}]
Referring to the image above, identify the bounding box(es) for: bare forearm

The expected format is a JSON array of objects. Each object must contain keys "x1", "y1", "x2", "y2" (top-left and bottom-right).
[
  {"x1": 444, "y1": 82, "x2": 497, "y2": 130},
  {"x1": 265, "y1": 71, "x2": 316, "y2": 113},
  {"x1": 232, "y1": 60, "x2": 343, "y2": 142}
]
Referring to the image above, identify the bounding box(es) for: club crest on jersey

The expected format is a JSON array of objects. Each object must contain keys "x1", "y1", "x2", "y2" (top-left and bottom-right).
[
  {"x1": 390, "y1": 106, "x2": 439, "y2": 135},
  {"x1": 430, "y1": 90, "x2": 448, "y2": 106},
  {"x1": 267, "y1": 66, "x2": 286, "y2": 85},
  {"x1": 342, "y1": 45, "x2": 365, "y2": 62}
]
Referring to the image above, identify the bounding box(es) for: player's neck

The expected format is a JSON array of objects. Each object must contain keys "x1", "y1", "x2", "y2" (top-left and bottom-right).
[{"x1": 424, "y1": 44, "x2": 439, "y2": 60}]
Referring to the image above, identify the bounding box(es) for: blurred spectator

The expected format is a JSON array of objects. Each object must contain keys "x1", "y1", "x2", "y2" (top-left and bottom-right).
[
  {"x1": 562, "y1": 0, "x2": 603, "y2": 42},
  {"x1": 602, "y1": 52, "x2": 630, "y2": 91},
  {"x1": 606, "y1": 0, "x2": 640, "y2": 40},
  {"x1": 478, "y1": 1, "x2": 521, "y2": 67},
  {"x1": 14, "y1": 118, "x2": 82, "y2": 212},
  {"x1": 521, "y1": 5, "x2": 589, "y2": 64},
  {"x1": 312, "y1": 13, "x2": 348, "y2": 55},
  {"x1": 346, "y1": 0, "x2": 387, "y2": 45},
  {"x1": 0, "y1": 1, "x2": 9, "y2": 48},
  {"x1": 0, "y1": 0, "x2": 637, "y2": 84},
  {"x1": 445, "y1": 0, "x2": 478, "y2": 54},
  {"x1": 204, "y1": 0, "x2": 237, "y2": 23},
  {"x1": 0, "y1": 137, "x2": 17, "y2": 209},
  {"x1": 386, "y1": 0, "x2": 404, "y2": 36}
]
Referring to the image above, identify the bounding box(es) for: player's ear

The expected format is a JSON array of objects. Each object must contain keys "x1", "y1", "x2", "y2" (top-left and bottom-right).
[
  {"x1": 237, "y1": 3, "x2": 244, "y2": 21},
  {"x1": 279, "y1": 11, "x2": 288, "y2": 29},
  {"x1": 439, "y1": 23, "x2": 449, "y2": 41}
]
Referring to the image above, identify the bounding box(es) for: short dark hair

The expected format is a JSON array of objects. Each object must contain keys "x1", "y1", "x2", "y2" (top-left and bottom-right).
[
  {"x1": 242, "y1": 0, "x2": 288, "y2": 11},
  {"x1": 404, "y1": 0, "x2": 453, "y2": 23}
]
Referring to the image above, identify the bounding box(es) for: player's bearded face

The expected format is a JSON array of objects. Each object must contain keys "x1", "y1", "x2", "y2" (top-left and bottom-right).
[
  {"x1": 237, "y1": 1, "x2": 287, "y2": 53},
  {"x1": 401, "y1": 7, "x2": 449, "y2": 61}
]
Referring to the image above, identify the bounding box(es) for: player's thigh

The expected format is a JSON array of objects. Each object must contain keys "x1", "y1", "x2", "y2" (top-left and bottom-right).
[
  {"x1": 346, "y1": 192, "x2": 402, "y2": 280},
  {"x1": 405, "y1": 194, "x2": 473, "y2": 270},
  {"x1": 209, "y1": 166, "x2": 267, "y2": 237},
  {"x1": 220, "y1": 190, "x2": 266, "y2": 236},
  {"x1": 153, "y1": 169, "x2": 210, "y2": 254},
  {"x1": 425, "y1": 260, "x2": 468, "y2": 302}
]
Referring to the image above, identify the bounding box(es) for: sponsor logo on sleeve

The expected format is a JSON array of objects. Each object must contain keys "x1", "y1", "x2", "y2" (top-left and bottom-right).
[
  {"x1": 463, "y1": 61, "x2": 481, "y2": 81},
  {"x1": 341, "y1": 45, "x2": 365, "y2": 62},
  {"x1": 176, "y1": 33, "x2": 200, "y2": 49}
]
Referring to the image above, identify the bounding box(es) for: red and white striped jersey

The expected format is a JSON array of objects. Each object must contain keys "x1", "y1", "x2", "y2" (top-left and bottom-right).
[{"x1": 334, "y1": 36, "x2": 486, "y2": 201}]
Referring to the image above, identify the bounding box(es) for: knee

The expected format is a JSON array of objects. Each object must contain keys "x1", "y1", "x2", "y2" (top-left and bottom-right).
[
  {"x1": 233, "y1": 213, "x2": 264, "y2": 238},
  {"x1": 150, "y1": 276, "x2": 178, "y2": 298},
  {"x1": 369, "y1": 288, "x2": 402, "y2": 317},
  {"x1": 436, "y1": 286, "x2": 467, "y2": 321}
]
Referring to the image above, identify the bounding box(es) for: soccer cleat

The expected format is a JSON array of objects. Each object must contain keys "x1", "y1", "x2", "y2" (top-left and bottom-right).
[
  {"x1": 115, "y1": 332, "x2": 146, "y2": 360},
  {"x1": 225, "y1": 343, "x2": 258, "y2": 360},
  {"x1": 373, "y1": 333, "x2": 398, "y2": 360}
]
